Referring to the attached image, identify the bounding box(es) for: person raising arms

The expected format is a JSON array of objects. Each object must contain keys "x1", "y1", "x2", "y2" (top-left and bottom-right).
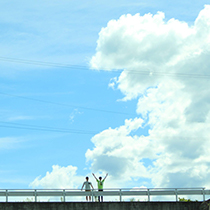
[{"x1": 92, "y1": 173, "x2": 108, "y2": 202}]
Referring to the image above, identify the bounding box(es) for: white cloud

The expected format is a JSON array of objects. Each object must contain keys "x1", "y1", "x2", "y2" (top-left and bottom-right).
[
  {"x1": 28, "y1": 5, "x2": 210, "y2": 192},
  {"x1": 30, "y1": 165, "x2": 83, "y2": 189},
  {"x1": 86, "y1": 118, "x2": 154, "y2": 188},
  {"x1": 89, "y1": 5, "x2": 210, "y2": 189}
]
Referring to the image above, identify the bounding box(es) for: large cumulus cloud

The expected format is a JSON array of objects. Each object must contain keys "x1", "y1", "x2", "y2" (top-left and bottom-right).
[{"x1": 89, "y1": 5, "x2": 210, "y2": 188}]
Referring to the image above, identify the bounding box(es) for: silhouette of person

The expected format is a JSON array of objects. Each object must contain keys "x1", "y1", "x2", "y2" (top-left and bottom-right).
[
  {"x1": 92, "y1": 173, "x2": 108, "y2": 202},
  {"x1": 81, "y1": 176, "x2": 94, "y2": 201}
]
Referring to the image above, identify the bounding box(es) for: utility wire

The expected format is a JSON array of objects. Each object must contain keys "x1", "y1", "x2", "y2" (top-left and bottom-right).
[
  {"x1": 0, "y1": 56, "x2": 89, "y2": 70},
  {"x1": 0, "y1": 92, "x2": 134, "y2": 116},
  {"x1": 1, "y1": 56, "x2": 210, "y2": 79},
  {"x1": 0, "y1": 121, "x2": 97, "y2": 135}
]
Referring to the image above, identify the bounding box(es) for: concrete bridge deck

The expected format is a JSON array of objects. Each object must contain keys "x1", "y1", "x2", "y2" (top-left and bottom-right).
[{"x1": 0, "y1": 201, "x2": 209, "y2": 210}]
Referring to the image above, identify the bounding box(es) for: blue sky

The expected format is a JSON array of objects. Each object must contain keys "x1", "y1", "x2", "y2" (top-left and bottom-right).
[{"x1": 1, "y1": 0, "x2": 210, "y2": 195}]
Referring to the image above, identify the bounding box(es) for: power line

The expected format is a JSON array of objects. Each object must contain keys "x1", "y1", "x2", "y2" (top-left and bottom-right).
[
  {"x1": 0, "y1": 56, "x2": 89, "y2": 71},
  {"x1": 1, "y1": 56, "x2": 210, "y2": 79},
  {"x1": 128, "y1": 70, "x2": 210, "y2": 79},
  {"x1": 0, "y1": 121, "x2": 97, "y2": 135},
  {"x1": 0, "y1": 92, "x2": 134, "y2": 116}
]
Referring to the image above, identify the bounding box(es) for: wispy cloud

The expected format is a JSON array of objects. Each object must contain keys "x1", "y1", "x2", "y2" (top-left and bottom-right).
[
  {"x1": 7, "y1": 115, "x2": 35, "y2": 122},
  {"x1": 69, "y1": 109, "x2": 83, "y2": 123},
  {"x1": 0, "y1": 137, "x2": 26, "y2": 150}
]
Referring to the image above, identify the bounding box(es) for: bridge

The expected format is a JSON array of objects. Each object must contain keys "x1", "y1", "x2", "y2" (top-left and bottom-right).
[
  {"x1": 0, "y1": 187, "x2": 210, "y2": 202},
  {"x1": 0, "y1": 188, "x2": 210, "y2": 210}
]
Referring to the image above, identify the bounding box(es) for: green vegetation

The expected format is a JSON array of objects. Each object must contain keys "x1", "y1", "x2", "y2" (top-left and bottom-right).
[{"x1": 179, "y1": 197, "x2": 198, "y2": 202}]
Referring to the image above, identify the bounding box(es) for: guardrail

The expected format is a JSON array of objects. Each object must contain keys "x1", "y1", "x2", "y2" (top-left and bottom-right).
[{"x1": 0, "y1": 188, "x2": 209, "y2": 202}]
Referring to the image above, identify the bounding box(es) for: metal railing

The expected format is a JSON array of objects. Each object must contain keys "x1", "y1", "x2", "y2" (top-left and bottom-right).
[{"x1": 0, "y1": 188, "x2": 209, "y2": 202}]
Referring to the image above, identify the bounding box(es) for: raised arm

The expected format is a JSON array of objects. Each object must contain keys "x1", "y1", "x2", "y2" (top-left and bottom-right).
[
  {"x1": 103, "y1": 173, "x2": 108, "y2": 181},
  {"x1": 92, "y1": 173, "x2": 97, "y2": 180}
]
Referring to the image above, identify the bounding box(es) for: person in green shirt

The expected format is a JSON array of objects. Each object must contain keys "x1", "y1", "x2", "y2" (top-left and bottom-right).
[{"x1": 92, "y1": 173, "x2": 108, "y2": 202}]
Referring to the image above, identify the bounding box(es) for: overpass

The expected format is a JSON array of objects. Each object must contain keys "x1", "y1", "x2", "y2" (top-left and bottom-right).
[
  {"x1": 0, "y1": 188, "x2": 210, "y2": 202},
  {"x1": 0, "y1": 188, "x2": 210, "y2": 210}
]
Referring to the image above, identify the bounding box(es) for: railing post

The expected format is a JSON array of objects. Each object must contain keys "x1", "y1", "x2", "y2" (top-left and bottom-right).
[
  {"x1": 119, "y1": 189, "x2": 122, "y2": 202},
  {"x1": 63, "y1": 189, "x2": 66, "y2": 202},
  {"x1": 35, "y1": 189, "x2": 37, "y2": 202},
  {"x1": 147, "y1": 189, "x2": 150, "y2": 202},
  {"x1": 92, "y1": 189, "x2": 94, "y2": 202},
  {"x1": 202, "y1": 188, "x2": 205, "y2": 201},
  {"x1": 6, "y1": 189, "x2": 8, "y2": 202},
  {"x1": 175, "y1": 189, "x2": 178, "y2": 202}
]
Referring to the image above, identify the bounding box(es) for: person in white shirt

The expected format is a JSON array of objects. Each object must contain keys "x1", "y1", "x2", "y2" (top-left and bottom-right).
[{"x1": 81, "y1": 176, "x2": 94, "y2": 201}]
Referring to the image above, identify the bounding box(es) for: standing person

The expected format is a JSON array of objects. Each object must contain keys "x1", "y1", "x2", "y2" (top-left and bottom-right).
[
  {"x1": 81, "y1": 176, "x2": 94, "y2": 201},
  {"x1": 92, "y1": 173, "x2": 108, "y2": 202}
]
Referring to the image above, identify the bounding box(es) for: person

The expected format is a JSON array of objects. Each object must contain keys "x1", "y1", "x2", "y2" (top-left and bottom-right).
[
  {"x1": 81, "y1": 176, "x2": 94, "y2": 201},
  {"x1": 92, "y1": 173, "x2": 108, "y2": 202}
]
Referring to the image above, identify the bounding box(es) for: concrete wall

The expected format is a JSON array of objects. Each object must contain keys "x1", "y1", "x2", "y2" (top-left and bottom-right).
[{"x1": 0, "y1": 201, "x2": 207, "y2": 210}]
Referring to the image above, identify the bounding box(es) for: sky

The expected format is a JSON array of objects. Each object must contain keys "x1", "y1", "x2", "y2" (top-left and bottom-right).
[{"x1": 1, "y1": 0, "x2": 210, "y2": 198}]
